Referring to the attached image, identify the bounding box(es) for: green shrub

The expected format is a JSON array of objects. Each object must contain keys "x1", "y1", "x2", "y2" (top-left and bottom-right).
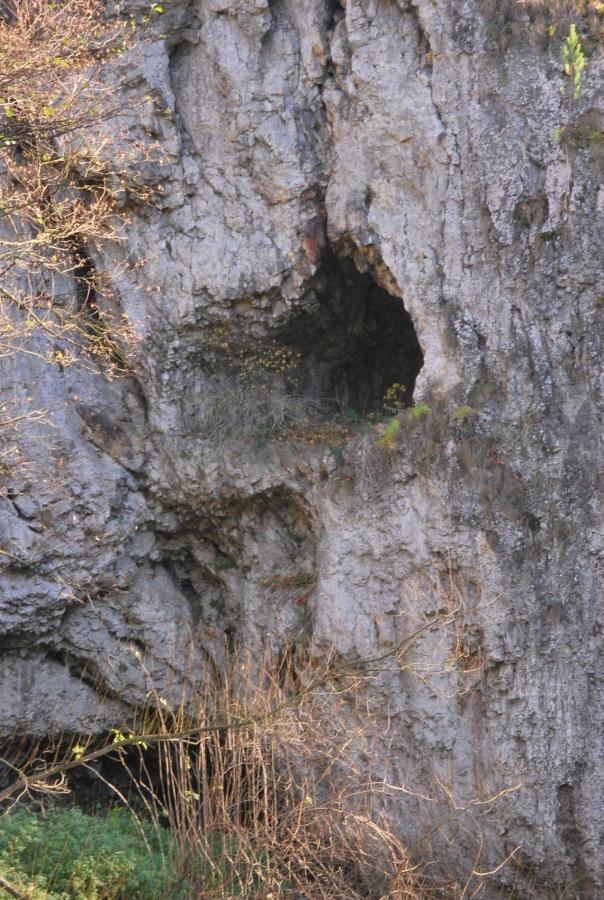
[
  {"x1": 0, "y1": 807, "x2": 183, "y2": 900},
  {"x1": 382, "y1": 382, "x2": 407, "y2": 413},
  {"x1": 451, "y1": 404, "x2": 473, "y2": 424},
  {"x1": 377, "y1": 417, "x2": 400, "y2": 449},
  {"x1": 409, "y1": 402, "x2": 432, "y2": 421},
  {"x1": 562, "y1": 22, "x2": 586, "y2": 99}
]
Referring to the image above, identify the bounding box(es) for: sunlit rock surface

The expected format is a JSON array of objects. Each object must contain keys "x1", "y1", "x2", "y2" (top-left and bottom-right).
[{"x1": 1, "y1": 0, "x2": 602, "y2": 892}]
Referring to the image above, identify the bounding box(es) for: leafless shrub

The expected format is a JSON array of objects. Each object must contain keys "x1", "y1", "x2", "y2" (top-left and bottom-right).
[
  {"x1": 198, "y1": 383, "x2": 339, "y2": 445},
  {"x1": 0, "y1": 587, "x2": 527, "y2": 897},
  {"x1": 0, "y1": 1, "x2": 162, "y2": 383},
  {"x1": 0, "y1": 642, "x2": 437, "y2": 898},
  {"x1": 129, "y1": 647, "x2": 425, "y2": 898}
]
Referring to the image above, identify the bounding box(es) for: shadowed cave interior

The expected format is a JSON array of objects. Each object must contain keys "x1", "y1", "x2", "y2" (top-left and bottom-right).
[
  {"x1": 195, "y1": 251, "x2": 424, "y2": 439},
  {"x1": 283, "y1": 252, "x2": 424, "y2": 414}
]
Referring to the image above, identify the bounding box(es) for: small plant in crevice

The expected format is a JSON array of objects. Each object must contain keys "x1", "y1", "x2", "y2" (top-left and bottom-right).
[
  {"x1": 373, "y1": 402, "x2": 431, "y2": 455},
  {"x1": 553, "y1": 121, "x2": 604, "y2": 147},
  {"x1": 259, "y1": 571, "x2": 316, "y2": 591},
  {"x1": 409, "y1": 402, "x2": 432, "y2": 421},
  {"x1": 552, "y1": 19, "x2": 598, "y2": 148},
  {"x1": 451, "y1": 404, "x2": 474, "y2": 425},
  {"x1": 383, "y1": 381, "x2": 407, "y2": 413},
  {"x1": 486, "y1": 1, "x2": 603, "y2": 53},
  {"x1": 562, "y1": 22, "x2": 586, "y2": 99},
  {"x1": 377, "y1": 417, "x2": 400, "y2": 450}
]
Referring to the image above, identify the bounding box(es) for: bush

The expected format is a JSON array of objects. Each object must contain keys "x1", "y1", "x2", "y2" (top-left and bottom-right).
[
  {"x1": 0, "y1": 806, "x2": 182, "y2": 900},
  {"x1": 408, "y1": 402, "x2": 432, "y2": 422}
]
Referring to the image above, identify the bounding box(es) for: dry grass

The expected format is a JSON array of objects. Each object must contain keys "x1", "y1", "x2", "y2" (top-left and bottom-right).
[
  {"x1": 195, "y1": 384, "x2": 329, "y2": 445},
  {"x1": 108, "y1": 647, "x2": 429, "y2": 899},
  {"x1": 0, "y1": 599, "x2": 534, "y2": 897},
  {"x1": 1, "y1": 645, "x2": 440, "y2": 898}
]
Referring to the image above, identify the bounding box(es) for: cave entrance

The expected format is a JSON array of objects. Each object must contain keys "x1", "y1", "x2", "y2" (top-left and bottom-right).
[{"x1": 285, "y1": 252, "x2": 423, "y2": 414}]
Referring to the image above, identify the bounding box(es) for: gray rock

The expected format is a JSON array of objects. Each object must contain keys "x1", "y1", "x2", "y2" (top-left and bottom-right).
[{"x1": 0, "y1": 0, "x2": 602, "y2": 893}]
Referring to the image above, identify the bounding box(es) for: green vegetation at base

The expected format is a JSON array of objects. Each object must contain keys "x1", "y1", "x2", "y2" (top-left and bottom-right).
[{"x1": 0, "y1": 807, "x2": 182, "y2": 900}]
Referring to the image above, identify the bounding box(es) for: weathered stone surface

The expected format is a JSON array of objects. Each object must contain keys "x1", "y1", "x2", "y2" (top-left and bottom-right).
[{"x1": 1, "y1": 0, "x2": 602, "y2": 893}]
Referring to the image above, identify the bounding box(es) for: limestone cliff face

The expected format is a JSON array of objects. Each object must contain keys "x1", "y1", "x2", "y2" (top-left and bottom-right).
[{"x1": 1, "y1": 0, "x2": 602, "y2": 892}]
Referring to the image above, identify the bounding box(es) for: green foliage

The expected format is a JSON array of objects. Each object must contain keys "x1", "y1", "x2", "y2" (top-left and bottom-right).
[
  {"x1": 172, "y1": 831, "x2": 275, "y2": 898},
  {"x1": 383, "y1": 382, "x2": 407, "y2": 413},
  {"x1": 377, "y1": 417, "x2": 400, "y2": 449},
  {"x1": 409, "y1": 402, "x2": 432, "y2": 421},
  {"x1": 562, "y1": 23, "x2": 586, "y2": 99},
  {"x1": 0, "y1": 807, "x2": 182, "y2": 900},
  {"x1": 554, "y1": 122, "x2": 604, "y2": 146},
  {"x1": 203, "y1": 322, "x2": 301, "y2": 389},
  {"x1": 451, "y1": 405, "x2": 473, "y2": 424}
]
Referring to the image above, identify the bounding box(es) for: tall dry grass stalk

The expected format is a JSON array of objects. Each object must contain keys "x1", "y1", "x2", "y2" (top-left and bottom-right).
[{"x1": 107, "y1": 645, "x2": 430, "y2": 899}]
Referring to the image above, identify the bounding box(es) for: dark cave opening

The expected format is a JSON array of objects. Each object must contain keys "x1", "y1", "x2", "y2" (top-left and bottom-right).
[
  {"x1": 196, "y1": 252, "x2": 424, "y2": 441},
  {"x1": 284, "y1": 252, "x2": 423, "y2": 414}
]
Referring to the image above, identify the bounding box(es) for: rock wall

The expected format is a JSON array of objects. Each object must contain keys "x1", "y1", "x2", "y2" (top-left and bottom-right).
[{"x1": 1, "y1": 0, "x2": 602, "y2": 893}]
